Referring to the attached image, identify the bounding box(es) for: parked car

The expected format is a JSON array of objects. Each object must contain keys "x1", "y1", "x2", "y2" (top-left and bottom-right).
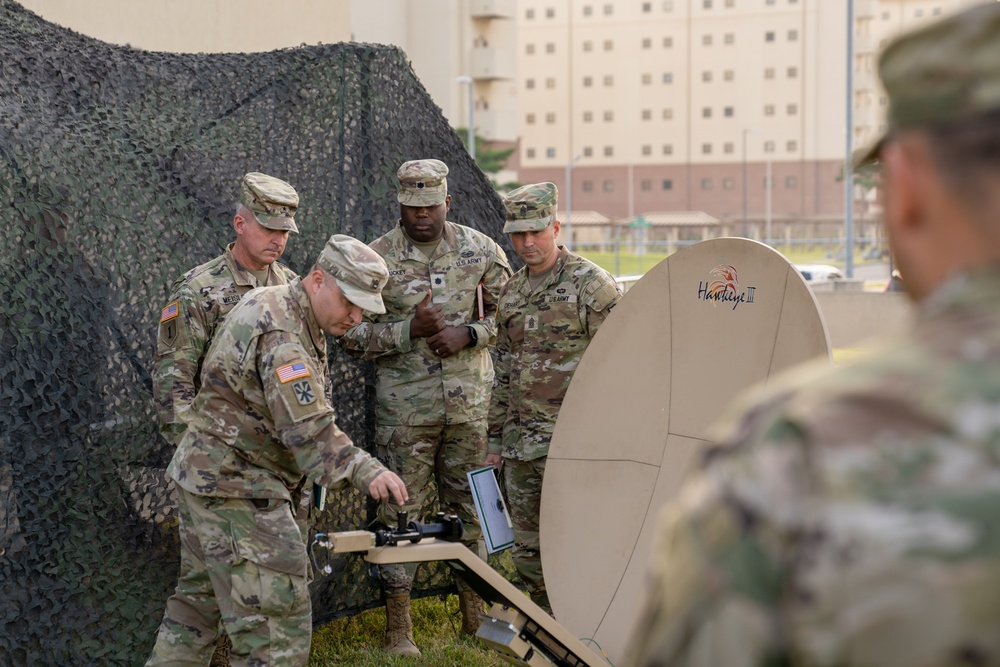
[{"x1": 795, "y1": 264, "x2": 844, "y2": 282}]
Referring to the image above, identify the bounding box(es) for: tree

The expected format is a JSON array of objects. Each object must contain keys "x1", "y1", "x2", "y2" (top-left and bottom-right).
[{"x1": 454, "y1": 127, "x2": 520, "y2": 192}]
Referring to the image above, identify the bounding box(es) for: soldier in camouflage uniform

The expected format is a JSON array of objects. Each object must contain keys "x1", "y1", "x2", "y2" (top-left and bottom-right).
[
  {"x1": 145, "y1": 235, "x2": 408, "y2": 667},
  {"x1": 340, "y1": 158, "x2": 511, "y2": 655},
  {"x1": 486, "y1": 182, "x2": 621, "y2": 615},
  {"x1": 626, "y1": 6, "x2": 1000, "y2": 666},
  {"x1": 155, "y1": 172, "x2": 300, "y2": 447}
]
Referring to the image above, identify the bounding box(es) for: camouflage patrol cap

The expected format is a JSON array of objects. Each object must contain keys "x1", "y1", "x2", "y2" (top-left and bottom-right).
[
  {"x1": 856, "y1": 3, "x2": 1000, "y2": 166},
  {"x1": 503, "y1": 182, "x2": 558, "y2": 233},
  {"x1": 397, "y1": 159, "x2": 449, "y2": 207},
  {"x1": 240, "y1": 172, "x2": 299, "y2": 233},
  {"x1": 316, "y1": 234, "x2": 389, "y2": 314}
]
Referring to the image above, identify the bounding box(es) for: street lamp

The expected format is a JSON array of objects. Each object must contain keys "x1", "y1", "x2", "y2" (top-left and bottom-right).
[
  {"x1": 742, "y1": 127, "x2": 762, "y2": 238},
  {"x1": 456, "y1": 76, "x2": 475, "y2": 160},
  {"x1": 564, "y1": 153, "x2": 583, "y2": 252}
]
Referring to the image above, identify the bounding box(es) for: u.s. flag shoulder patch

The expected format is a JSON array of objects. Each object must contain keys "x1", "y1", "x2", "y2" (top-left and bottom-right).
[
  {"x1": 160, "y1": 301, "x2": 179, "y2": 323},
  {"x1": 276, "y1": 361, "x2": 310, "y2": 384}
]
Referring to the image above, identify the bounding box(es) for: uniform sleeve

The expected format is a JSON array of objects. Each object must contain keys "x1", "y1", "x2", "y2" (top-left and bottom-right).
[
  {"x1": 153, "y1": 282, "x2": 209, "y2": 446},
  {"x1": 338, "y1": 313, "x2": 414, "y2": 359},
  {"x1": 581, "y1": 273, "x2": 622, "y2": 339},
  {"x1": 468, "y1": 241, "x2": 512, "y2": 349},
  {"x1": 259, "y1": 333, "x2": 386, "y2": 494},
  {"x1": 487, "y1": 284, "x2": 513, "y2": 456}
]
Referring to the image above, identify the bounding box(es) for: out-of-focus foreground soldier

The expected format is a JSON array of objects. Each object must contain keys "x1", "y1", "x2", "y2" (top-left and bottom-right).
[
  {"x1": 155, "y1": 171, "x2": 299, "y2": 447},
  {"x1": 340, "y1": 158, "x2": 511, "y2": 655},
  {"x1": 627, "y1": 5, "x2": 1000, "y2": 666},
  {"x1": 145, "y1": 235, "x2": 408, "y2": 667},
  {"x1": 486, "y1": 182, "x2": 621, "y2": 615}
]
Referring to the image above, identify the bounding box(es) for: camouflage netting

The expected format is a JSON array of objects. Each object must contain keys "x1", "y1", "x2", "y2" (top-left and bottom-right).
[{"x1": 0, "y1": 2, "x2": 520, "y2": 664}]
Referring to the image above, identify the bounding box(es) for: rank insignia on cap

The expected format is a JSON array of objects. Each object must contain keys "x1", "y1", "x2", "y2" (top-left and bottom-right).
[
  {"x1": 276, "y1": 361, "x2": 310, "y2": 384},
  {"x1": 292, "y1": 380, "x2": 316, "y2": 405},
  {"x1": 160, "y1": 302, "x2": 179, "y2": 322}
]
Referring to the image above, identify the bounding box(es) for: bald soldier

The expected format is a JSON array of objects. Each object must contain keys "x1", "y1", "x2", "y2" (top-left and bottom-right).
[
  {"x1": 146, "y1": 235, "x2": 408, "y2": 667},
  {"x1": 340, "y1": 158, "x2": 511, "y2": 655},
  {"x1": 155, "y1": 172, "x2": 300, "y2": 448},
  {"x1": 627, "y1": 5, "x2": 1000, "y2": 666},
  {"x1": 486, "y1": 182, "x2": 621, "y2": 614}
]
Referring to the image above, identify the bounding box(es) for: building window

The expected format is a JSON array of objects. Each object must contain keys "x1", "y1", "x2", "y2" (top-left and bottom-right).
[
  {"x1": 702, "y1": 143, "x2": 712, "y2": 154},
  {"x1": 546, "y1": 43, "x2": 556, "y2": 54},
  {"x1": 725, "y1": 0, "x2": 735, "y2": 6},
  {"x1": 642, "y1": 38, "x2": 652, "y2": 49},
  {"x1": 664, "y1": 0, "x2": 674, "y2": 10},
  {"x1": 663, "y1": 36, "x2": 674, "y2": 48},
  {"x1": 724, "y1": 106, "x2": 734, "y2": 117},
  {"x1": 546, "y1": 113, "x2": 556, "y2": 123},
  {"x1": 787, "y1": 140, "x2": 798, "y2": 152},
  {"x1": 583, "y1": 180, "x2": 594, "y2": 192},
  {"x1": 663, "y1": 72, "x2": 673, "y2": 83},
  {"x1": 526, "y1": 78, "x2": 535, "y2": 89},
  {"x1": 724, "y1": 142, "x2": 734, "y2": 153},
  {"x1": 663, "y1": 108, "x2": 673, "y2": 119},
  {"x1": 642, "y1": 145, "x2": 652, "y2": 156},
  {"x1": 641, "y1": 179, "x2": 653, "y2": 191},
  {"x1": 765, "y1": 31, "x2": 775, "y2": 42},
  {"x1": 583, "y1": 111, "x2": 593, "y2": 122},
  {"x1": 603, "y1": 75, "x2": 614, "y2": 86},
  {"x1": 724, "y1": 33, "x2": 734, "y2": 45},
  {"x1": 583, "y1": 76, "x2": 593, "y2": 87},
  {"x1": 583, "y1": 146, "x2": 593, "y2": 157},
  {"x1": 546, "y1": 7, "x2": 555, "y2": 18},
  {"x1": 526, "y1": 44, "x2": 535, "y2": 55},
  {"x1": 701, "y1": 178, "x2": 713, "y2": 190},
  {"x1": 526, "y1": 8, "x2": 535, "y2": 19},
  {"x1": 663, "y1": 179, "x2": 674, "y2": 190},
  {"x1": 546, "y1": 147, "x2": 556, "y2": 157},
  {"x1": 723, "y1": 177, "x2": 735, "y2": 190},
  {"x1": 603, "y1": 179, "x2": 615, "y2": 192},
  {"x1": 526, "y1": 113, "x2": 536, "y2": 124},
  {"x1": 724, "y1": 69, "x2": 734, "y2": 81},
  {"x1": 915, "y1": 9, "x2": 923, "y2": 18},
  {"x1": 546, "y1": 78, "x2": 556, "y2": 88},
  {"x1": 702, "y1": 107, "x2": 712, "y2": 118},
  {"x1": 642, "y1": 109, "x2": 652, "y2": 120},
  {"x1": 786, "y1": 176, "x2": 798, "y2": 188},
  {"x1": 604, "y1": 3, "x2": 613, "y2": 14},
  {"x1": 583, "y1": 40, "x2": 593, "y2": 52},
  {"x1": 642, "y1": 73, "x2": 652, "y2": 85},
  {"x1": 643, "y1": 2, "x2": 652, "y2": 12},
  {"x1": 604, "y1": 39, "x2": 614, "y2": 51},
  {"x1": 882, "y1": 11, "x2": 889, "y2": 19},
  {"x1": 703, "y1": 71, "x2": 713, "y2": 82},
  {"x1": 604, "y1": 110, "x2": 614, "y2": 121},
  {"x1": 766, "y1": 0, "x2": 775, "y2": 4},
  {"x1": 526, "y1": 148, "x2": 536, "y2": 158},
  {"x1": 788, "y1": 29, "x2": 799, "y2": 41},
  {"x1": 764, "y1": 140, "x2": 775, "y2": 153},
  {"x1": 933, "y1": 7, "x2": 942, "y2": 16},
  {"x1": 703, "y1": 0, "x2": 712, "y2": 8},
  {"x1": 703, "y1": 34, "x2": 713, "y2": 46},
  {"x1": 764, "y1": 104, "x2": 775, "y2": 116},
  {"x1": 764, "y1": 67, "x2": 775, "y2": 79},
  {"x1": 583, "y1": 5, "x2": 593, "y2": 16},
  {"x1": 787, "y1": 103, "x2": 798, "y2": 115},
  {"x1": 663, "y1": 144, "x2": 673, "y2": 155},
  {"x1": 787, "y1": 66, "x2": 798, "y2": 78}
]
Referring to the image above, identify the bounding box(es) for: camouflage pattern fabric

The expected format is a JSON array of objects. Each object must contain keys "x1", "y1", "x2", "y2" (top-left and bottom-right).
[
  {"x1": 154, "y1": 243, "x2": 296, "y2": 446},
  {"x1": 502, "y1": 182, "x2": 558, "y2": 233},
  {"x1": 146, "y1": 489, "x2": 311, "y2": 667},
  {"x1": 339, "y1": 221, "x2": 511, "y2": 426},
  {"x1": 625, "y1": 268, "x2": 1000, "y2": 667},
  {"x1": 488, "y1": 246, "x2": 621, "y2": 461},
  {"x1": 396, "y1": 159, "x2": 449, "y2": 208},
  {"x1": 375, "y1": 421, "x2": 487, "y2": 595},
  {"x1": 167, "y1": 276, "x2": 385, "y2": 500},
  {"x1": 501, "y1": 457, "x2": 550, "y2": 613}
]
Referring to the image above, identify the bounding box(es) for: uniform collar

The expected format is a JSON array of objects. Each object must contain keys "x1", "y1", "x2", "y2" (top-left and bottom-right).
[
  {"x1": 920, "y1": 264, "x2": 1000, "y2": 321},
  {"x1": 515, "y1": 245, "x2": 570, "y2": 296},
  {"x1": 290, "y1": 277, "x2": 327, "y2": 358},
  {"x1": 393, "y1": 221, "x2": 459, "y2": 263},
  {"x1": 224, "y1": 242, "x2": 279, "y2": 288}
]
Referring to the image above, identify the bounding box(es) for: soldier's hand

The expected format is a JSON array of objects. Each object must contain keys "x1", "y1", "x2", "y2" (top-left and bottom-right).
[
  {"x1": 427, "y1": 325, "x2": 470, "y2": 358},
  {"x1": 369, "y1": 471, "x2": 408, "y2": 506},
  {"x1": 410, "y1": 290, "x2": 446, "y2": 338},
  {"x1": 484, "y1": 453, "x2": 503, "y2": 468}
]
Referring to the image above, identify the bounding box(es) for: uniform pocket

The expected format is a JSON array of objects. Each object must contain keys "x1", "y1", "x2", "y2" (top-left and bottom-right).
[{"x1": 230, "y1": 521, "x2": 308, "y2": 617}]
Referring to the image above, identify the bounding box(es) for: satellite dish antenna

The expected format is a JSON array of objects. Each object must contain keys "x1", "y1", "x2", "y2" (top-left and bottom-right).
[{"x1": 540, "y1": 238, "x2": 831, "y2": 664}]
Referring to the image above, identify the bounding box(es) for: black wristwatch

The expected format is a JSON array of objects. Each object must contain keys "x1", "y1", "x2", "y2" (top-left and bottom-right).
[{"x1": 465, "y1": 325, "x2": 478, "y2": 349}]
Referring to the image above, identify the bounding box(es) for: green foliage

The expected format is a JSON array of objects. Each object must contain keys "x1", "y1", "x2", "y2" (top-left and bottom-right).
[{"x1": 454, "y1": 127, "x2": 515, "y2": 176}]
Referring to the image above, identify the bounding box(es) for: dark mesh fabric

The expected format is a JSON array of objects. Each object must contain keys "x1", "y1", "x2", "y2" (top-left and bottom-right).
[{"x1": 0, "y1": 3, "x2": 519, "y2": 664}]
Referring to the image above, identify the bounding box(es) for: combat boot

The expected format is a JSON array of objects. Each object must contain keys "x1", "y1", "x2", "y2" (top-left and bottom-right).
[
  {"x1": 384, "y1": 593, "x2": 420, "y2": 656},
  {"x1": 457, "y1": 589, "x2": 485, "y2": 635}
]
